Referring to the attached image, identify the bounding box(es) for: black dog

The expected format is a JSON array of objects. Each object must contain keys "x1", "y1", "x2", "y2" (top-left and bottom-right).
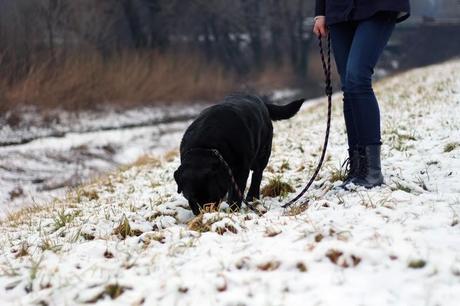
[{"x1": 174, "y1": 93, "x2": 304, "y2": 215}]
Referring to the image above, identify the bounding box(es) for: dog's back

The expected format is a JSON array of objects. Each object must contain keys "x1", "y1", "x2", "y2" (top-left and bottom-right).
[
  {"x1": 223, "y1": 93, "x2": 304, "y2": 119},
  {"x1": 181, "y1": 93, "x2": 304, "y2": 152},
  {"x1": 215, "y1": 92, "x2": 304, "y2": 122},
  {"x1": 180, "y1": 94, "x2": 269, "y2": 155}
]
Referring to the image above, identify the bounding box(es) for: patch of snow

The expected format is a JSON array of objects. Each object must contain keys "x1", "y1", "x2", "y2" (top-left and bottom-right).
[
  {"x1": 270, "y1": 89, "x2": 301, "y2": 101},
  {"x1": 0, "y1": 104, "x2": 205, "y2": 146}
]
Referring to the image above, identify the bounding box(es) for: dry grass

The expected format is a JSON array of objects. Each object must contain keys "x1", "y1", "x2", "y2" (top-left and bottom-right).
[
  {"x1": 1, "y1": 202, "x2": 57, "y2": 227},
  {"x1": 187, "y1": 209, "x2": 222, "y2": 233},
  {"x1": 296, "y1": 262, "x2": 308, "y2": 272},
  {"x1": 261, "y1": 176, "x2": 295, "y2": 198},
  {"x1": 392, "y1": 180, "x2": 413, "y2": 193},
  {"x1": 113, "y1": 215, "x2": 142, "y2": 239},
  {"x1": 187, "y1": 210, "x2": 239, "y2": 235},
  {"x1": 1, "y1": 51, "x2": 235, "y2": 111},
  {"x1": 326, "y1": 249, "x2": 362, "y2": 268},
  {"x1": 53, "y1": 209, "x2": 80, "y2": 231},
  {"x1": 264, "y1": 226, "x2": 282, "y2": 237},
  {"x1": 283, "y1": 203, "x2": 309, "y2": 216},
  {"x1": 408, "y1": 259, "x2": 427, "y2": 269},
  {"x1": 187, "y1": 214, "x2": 212, "y2": 233},
  {"x1": 86, "y1": 284, "x2": 131, "y2": 303},
  {"x1": 129, "y1": 155, "x2": 162, "y2": 168},
  {"x1": 14, "y1": 243, "x2": 29, "y2": 258},
  {"x1": 257, "y1": 260, "x2": 281, "y2": 271},
  {"x1": 328, "y1": 165, "x2": 347, "y2": 183},
  {"x1": 444, "y1": 142, "x2": 459, "y2": 153},
  {"x1": 163, "y1": 150, "x2": 179, "y2": 162},
  {"x1": 1, "y1": 51, "x2": 302, "y2": 114}
]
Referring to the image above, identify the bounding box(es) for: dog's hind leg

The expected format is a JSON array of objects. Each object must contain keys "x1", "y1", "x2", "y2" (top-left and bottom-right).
[
  {"x1": 247, "y1": 142, "x2": 271, "y2": 202},
  {"x1": 246, "y1": 168, "x2": 263, "y2": 202}
]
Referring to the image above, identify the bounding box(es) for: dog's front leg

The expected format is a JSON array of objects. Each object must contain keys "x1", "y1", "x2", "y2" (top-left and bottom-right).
[
  {"x1": 188, "y1": 201, "x2": 201, "y2": 216},
  {"x1": 227, "y1": 169, "x2": 250, "y2": 212}
]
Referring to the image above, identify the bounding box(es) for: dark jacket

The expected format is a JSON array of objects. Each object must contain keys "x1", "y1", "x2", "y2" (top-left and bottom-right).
[{"x1": 315, "y1": 0, "x2": 410, "y2": 25}]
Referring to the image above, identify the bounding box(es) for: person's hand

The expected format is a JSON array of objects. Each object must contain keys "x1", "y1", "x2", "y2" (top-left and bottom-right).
[{"x1": 313, "y1": 16, "x2": 328, "y2": 38}]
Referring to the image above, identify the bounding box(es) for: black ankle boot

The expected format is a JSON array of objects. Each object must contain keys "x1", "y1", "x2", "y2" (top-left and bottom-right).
[
  {"x1": 339, "y1": 147, "x2": 360, "y2": 187},
  {"x1": 352, "y1": 145, "x2": 384, "y2": 188}
]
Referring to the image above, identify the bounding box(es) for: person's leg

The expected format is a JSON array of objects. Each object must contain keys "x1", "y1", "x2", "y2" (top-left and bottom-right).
[
  {"x1": 344, "y1": 13, "x2": 396, "y2": 145},
  {"x1": 329, "y1": 22, "x2": 358, "y2": 148},
  {"x1": 343, "y1": 12, "x2": 397, "y2": 188},
  {"x1": 329, "y1": 22, "x2": 362, "y2": 185}
]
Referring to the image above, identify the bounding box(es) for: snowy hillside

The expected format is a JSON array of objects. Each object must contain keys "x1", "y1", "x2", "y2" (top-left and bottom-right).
[{"x1": 1, "y1": 60, "x2": 459, "y2": 306}]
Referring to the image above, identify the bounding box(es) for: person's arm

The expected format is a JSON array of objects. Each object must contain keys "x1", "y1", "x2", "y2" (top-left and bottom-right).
[
  {"x1": 315, "y1": 0, "x2": 325, "y2": 17},
  {"x1": 313, "y1": 0, "x2": 328, "y2": 38}
]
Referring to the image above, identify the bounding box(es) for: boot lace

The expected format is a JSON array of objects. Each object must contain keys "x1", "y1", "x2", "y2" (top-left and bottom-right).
[{"x1": 341, "y1": 158, "x2": 352, "y2": 180}]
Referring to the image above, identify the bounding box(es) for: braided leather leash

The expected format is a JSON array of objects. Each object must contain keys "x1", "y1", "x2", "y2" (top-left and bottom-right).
[
  {"x1": 281, "y1": 33, "x2": 333, "y2": 209},
  {"x1": 209, "y1": 149, "x2": 264, "y2": 216}
]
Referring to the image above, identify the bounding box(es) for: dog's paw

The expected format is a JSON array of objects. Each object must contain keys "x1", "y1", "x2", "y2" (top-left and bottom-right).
[{"x1": 247, "y1": 200, "x2": 268, "y2": 215}]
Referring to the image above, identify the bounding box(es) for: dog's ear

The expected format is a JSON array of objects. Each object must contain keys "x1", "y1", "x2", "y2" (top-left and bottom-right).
[{"x1": 174, "y1": 166, "x2": 183, "y2": 193}]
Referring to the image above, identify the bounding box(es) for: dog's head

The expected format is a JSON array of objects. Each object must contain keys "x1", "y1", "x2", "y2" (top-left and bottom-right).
[{"x1": 174, "y1": 151, "x2": 230, "y2": 215}]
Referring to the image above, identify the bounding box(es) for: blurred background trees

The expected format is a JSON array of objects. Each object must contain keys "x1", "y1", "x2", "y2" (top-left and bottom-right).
[
  {"x1": 0, "y1": 0, "x2": 318, "y2": 110},
  {"x1": 0, "y1": 0, "x2": 314, "y2": 76},
  {"x1": 0, "y1": 0, "x2": 459, "y2": 111}
]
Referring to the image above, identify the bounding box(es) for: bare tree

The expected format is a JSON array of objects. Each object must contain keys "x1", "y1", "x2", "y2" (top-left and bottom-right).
[{"x1": 36, "y1": 0, "x2": 68, "y2": 61}]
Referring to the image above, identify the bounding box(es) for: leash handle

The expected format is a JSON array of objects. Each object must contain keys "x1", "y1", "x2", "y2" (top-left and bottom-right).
[
  {"x1": 282, "y1": 33, "x2": 333, "y2": 209},
  {"x1": 320, "y1": 33, "x2": 333, "y2": 96}
]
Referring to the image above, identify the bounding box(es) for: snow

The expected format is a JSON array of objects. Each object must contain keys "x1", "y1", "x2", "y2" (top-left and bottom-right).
[
  {"x1": 0, "y1": 104, "x2": 204, "y2": 216},
  {"x1": 270, "y1": 89, "x2": 302, "y2": 101},
  {"x1": 1, "y1": 60, "x2": 460, "y2": 305},
  {"x1": 0, "y1": 104, "x2": 204, "y2": 146},
  {"x1": 0, "y1": 121, "x2": 192, "y2": 216}
]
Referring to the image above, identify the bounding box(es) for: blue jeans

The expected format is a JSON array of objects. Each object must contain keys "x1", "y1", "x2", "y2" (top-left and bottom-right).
[{"x1": 329, "y1": 12, "x2": 396, "y2": 147}]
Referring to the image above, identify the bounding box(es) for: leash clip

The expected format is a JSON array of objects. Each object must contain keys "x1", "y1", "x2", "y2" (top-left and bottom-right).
[{"x1": 325, "y1": 85, "x2": 333, "y2": 96}]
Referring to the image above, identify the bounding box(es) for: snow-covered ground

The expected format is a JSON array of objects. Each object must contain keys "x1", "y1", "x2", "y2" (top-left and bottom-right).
[
  {"x1": 0, "y1": 104, "x2": 206, "y2": 215},
  {"x1": 0, "y1": 105, "x2": 205, "y2": 146},
  {"x1": 0, "y1": 61, "x2": 459, "y2": 306},
  {"x1": 0, "y1": 119, "x2": 192, "y2": 216}
]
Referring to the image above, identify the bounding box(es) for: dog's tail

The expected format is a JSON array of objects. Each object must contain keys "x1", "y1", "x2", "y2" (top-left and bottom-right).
[{"x1": 266, "y1": 99, "x2": 305, "y2": 121}]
